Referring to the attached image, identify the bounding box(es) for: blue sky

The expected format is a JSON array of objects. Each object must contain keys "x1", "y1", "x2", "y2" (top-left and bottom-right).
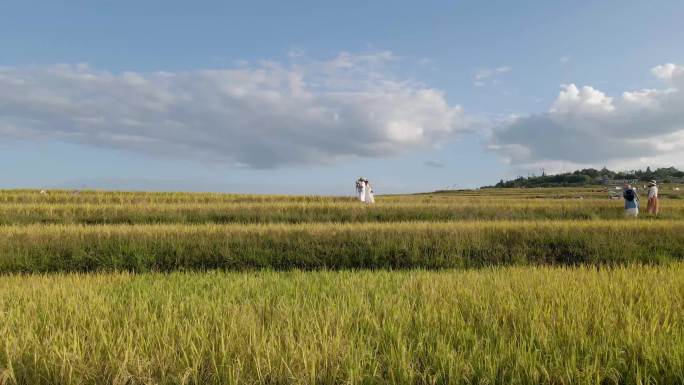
[{"x1": 1, "y1": 0, "x2": 683, "y2": 194}]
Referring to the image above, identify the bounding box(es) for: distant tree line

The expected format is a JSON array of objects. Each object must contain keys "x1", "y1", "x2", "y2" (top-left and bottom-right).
[{"x1": 488, "y1": 167, "x2": 684, "y2": 188}]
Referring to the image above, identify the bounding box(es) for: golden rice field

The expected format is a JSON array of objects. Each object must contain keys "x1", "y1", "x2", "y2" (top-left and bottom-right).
[{"x1": 1, "y1": 187, "x2": 683, "y2": 384}]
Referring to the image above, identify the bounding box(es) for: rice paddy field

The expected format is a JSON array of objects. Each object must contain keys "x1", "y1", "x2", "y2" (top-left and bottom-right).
[{"x1": 1, "y1": 187, "x2": 684, "y2": 384}]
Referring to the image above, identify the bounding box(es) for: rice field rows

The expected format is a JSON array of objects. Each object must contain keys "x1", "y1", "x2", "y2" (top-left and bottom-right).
[
  {"x1": 1, "y1": 188, "x2": 683, "y2": 384},
  {"x1": 2, "y1": 199, "x2": 684, "y2": 225},
  {"x1": 1, "y1": 265, "x2": 683, "y2": 384},
  {"x1": 1, "y1": 221, "x2": 683, "y2": 273},
  {"x1": 0, "y1": 188, "x2": 683, "y2": 272}
]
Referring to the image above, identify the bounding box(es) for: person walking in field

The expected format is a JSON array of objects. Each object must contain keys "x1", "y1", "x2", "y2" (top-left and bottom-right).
[
  {"x1": 364, "y1": 179, "x2": 375, "y2": 204},
  {"x1": 356, "y1": 178, "x2": 366, "y2": 202},
  {"x1": 646, "y1": 180, "x2": 659, "y2": 215},
  {"x1": 623, "y1": 183, "x2": 639, "y2": 217}
]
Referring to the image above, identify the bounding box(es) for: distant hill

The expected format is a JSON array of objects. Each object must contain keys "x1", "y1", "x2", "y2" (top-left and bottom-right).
[{"x1": 486, "y1": 167, "x2": 684, "y2": 188}]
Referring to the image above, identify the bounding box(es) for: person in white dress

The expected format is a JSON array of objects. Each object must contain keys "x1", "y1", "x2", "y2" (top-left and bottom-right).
[
  {"x1": 364, "y1": 180, "x2": 375, "y2": 204},
  {"x1": 356, "y1": 178, "x2": 366, "y2": 202}
]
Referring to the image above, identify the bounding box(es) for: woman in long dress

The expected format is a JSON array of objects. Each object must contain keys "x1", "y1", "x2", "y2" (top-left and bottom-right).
[
  {"x1": 356, "y1": 179, "x2": 366, "y2": 202},
  {"x1": 364, "y1": 180, "x2": 375, "y2": 204}
]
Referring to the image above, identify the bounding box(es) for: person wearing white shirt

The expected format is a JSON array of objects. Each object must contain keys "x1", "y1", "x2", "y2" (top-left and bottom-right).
[
  {"x1": 356, "y1": 178, "x2": 366, "y2": 202},
  {"x1": 647, "y1": 180, "x2": 659, "y2": 215},
  {"x1": 364, "y1": 180, "x2": 375, "y2": 204}
]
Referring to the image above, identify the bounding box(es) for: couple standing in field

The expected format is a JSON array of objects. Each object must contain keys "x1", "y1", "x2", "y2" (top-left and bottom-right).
[
  {"x1": 623, "y1": 180, "x2": 659, "y2": 217},
  {"x1": 356, "y1": 178, "x2": 375, "y2": 204}
]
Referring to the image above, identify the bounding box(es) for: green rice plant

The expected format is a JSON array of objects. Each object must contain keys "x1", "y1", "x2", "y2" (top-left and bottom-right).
[
  {"x1": 0, "y1": 189, "x2": 351, "y2": 205},
  {"x1": 1, "y1": 221, "x2": 683, "y2": 272},
  {"x1": 1, "y1": 197, "x2": 683, "y2": 224},
  {"x1": 0, "y1": 186, "x2": 647, "y2": 205},
  {"x1": 0, "y1": 265, "x2": 682, "y2": 384}
]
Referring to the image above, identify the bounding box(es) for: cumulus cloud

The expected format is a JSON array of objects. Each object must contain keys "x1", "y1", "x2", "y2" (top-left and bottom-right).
[
  {"x1": 0, "y1": 52, "x2": 469, "y2": 168},
  {"x1": 651, "y1": 63, "x2": 684, "y2": 81},
  {"x1": 490, "y1": 63, "x2": 684, "y2": 169}
]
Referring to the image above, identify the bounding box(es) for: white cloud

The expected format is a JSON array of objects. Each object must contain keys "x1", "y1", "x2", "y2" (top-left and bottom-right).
[
  {"x1": 651, "y1": 63, "x2": 684, "y2": 81},
  {"x1": 475, "y1": 66, "x2": 511, "y2": 80},
  {"x1": 550, "y1": 84, "x2": 615, "y2": 114},
  {"x1": 0, "y1": 52, "x2": 469, "y2": 168},
  {"x1": 490, "y1": 64, "x2": 684, "y2": 169},
  {"x1": 474, "y1": 66, "x2": 511, "y2": 86}
]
